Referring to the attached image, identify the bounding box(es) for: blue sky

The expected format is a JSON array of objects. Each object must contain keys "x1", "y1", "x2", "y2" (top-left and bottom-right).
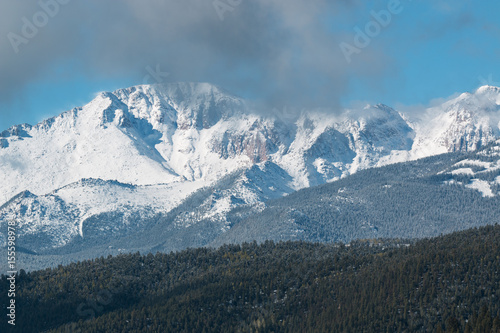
[
  {"x1": 1, "y1": 0, "x2": 499, "y2": 130},
  {"x1": 339, "y1": 0, "x2": 500, "y2": 106}
]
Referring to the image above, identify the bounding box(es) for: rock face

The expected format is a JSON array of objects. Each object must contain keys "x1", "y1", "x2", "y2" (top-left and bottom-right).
[{"x1": 1, "y1": 83, "x2": 499, "y2": 253}]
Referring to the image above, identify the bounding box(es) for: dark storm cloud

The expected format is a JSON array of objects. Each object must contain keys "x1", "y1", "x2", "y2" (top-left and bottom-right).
[{"x1": 0, "y1": 0, "x2": 390, "y2": 112}]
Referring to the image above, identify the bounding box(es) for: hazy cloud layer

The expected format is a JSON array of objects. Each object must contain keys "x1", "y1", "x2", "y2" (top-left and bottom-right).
[{"x1": 0, "y1": 0, "x2": 397, "y2": 112}]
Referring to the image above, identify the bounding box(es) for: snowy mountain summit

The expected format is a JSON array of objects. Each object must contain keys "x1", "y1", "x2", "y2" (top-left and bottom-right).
[{"x1": 1, "y1": 83, "x2": 500, "y2": 253}]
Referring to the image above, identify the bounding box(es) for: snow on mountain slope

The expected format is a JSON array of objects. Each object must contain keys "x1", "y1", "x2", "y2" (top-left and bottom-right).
[
  {"x1": 172, "y1": 161, "x2": 295, "y2": 231},
  {"x1": 1, "y1": 83, "x2": 500, "y2": 253},
  {"x1": 274, "y1": 104, "x2": 415, "y2": 188},
  {"x1": 441, "y1": 139, "x2": 500, "y2": 197},
  {"x1": 0, "y1": 93, "x2": 180, "y2": 206},
  {"x1": 111, "y1": 83, "x2": 253, "y2": 182},
  {"x1": 0, "y1": 190, "x2": 80, "y2": 250},
  {"x1": 0, "y1": 178, "x2": 205, "y2": 251}
]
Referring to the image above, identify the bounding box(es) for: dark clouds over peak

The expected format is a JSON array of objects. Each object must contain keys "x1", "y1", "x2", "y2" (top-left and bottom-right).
[{"x1": 0, "y1": 0, "x2": 390, "y2": 111}]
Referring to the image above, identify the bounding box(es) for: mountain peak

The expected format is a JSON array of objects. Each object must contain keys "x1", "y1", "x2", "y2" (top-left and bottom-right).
[
  {"x1": 112, "y1": 82, "x2": 238, "y2": 103},
  {"x1": 475, "y1": 85, "x2": 500, "y2": 95}
]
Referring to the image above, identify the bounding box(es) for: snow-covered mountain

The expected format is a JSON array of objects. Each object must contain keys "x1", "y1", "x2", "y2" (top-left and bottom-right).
[
  {"x1": 410, "y1": 85, "x2": 500, "y2": 157},
  {"x1": 1, "y1": 83, "x2": 500, "y2": 255}
]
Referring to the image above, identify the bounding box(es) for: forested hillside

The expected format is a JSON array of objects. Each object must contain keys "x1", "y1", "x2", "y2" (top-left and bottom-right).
[
  {"x1": 1, "y1": 225, "x2": 499, "y2": 332},
  {"x1": 213, "y1": 148, "x2": 500, "y2": 246}
]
